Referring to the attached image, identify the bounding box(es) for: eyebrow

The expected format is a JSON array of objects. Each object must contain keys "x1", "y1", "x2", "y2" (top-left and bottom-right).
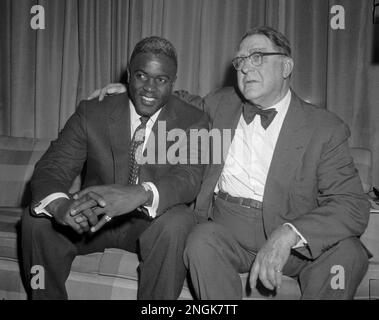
[
  {"x1": 248, "y1": 48, "x2": 268, "y2": 53},
  {"x1": 134, "y1": 70, "x2": 171, "y2": 79},
  {"x1": 237, "y1": 47, "x2": 268, "y2": 55}
]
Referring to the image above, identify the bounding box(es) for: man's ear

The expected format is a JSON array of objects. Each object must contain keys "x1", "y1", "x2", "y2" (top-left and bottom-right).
[
  {"x1": 172, "y1": 75, "x2": 177, "y2": 86},
  {"x1": 126, "y1": 68, "x2": 131, "y2": 83},
  {"x1": 282, "y1": 57, "x2": 294, "y2": 79}
]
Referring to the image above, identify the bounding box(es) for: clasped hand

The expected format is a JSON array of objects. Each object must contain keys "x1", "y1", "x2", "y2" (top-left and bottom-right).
[{"x1": 53, "y1": 184, "x2": 148, "y2": 234}]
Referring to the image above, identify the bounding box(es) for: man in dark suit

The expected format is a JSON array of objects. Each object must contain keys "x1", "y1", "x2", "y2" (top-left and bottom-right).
[
  {"x1": 21, "y1": 36, "x2": 208, "y2": 299},
  {"x1": 90, "y1": 27, "x2": 370, "y2": 299},
  {"x1": 183, "y1": 26, "x2": 370, "y2": 299}
]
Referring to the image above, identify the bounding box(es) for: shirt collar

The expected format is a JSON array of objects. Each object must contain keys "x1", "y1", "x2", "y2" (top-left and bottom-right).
[
  {"x1": 129, "y1": 100, "x2": 162, "y2": 127},
  {"x1": 268, "y1": 89, "x2": 291, "y2": 114}
]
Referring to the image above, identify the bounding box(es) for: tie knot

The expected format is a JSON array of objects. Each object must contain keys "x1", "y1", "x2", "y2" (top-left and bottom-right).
[{"x1": 139, "y1": 116, "x2": 150, "y2": 126}]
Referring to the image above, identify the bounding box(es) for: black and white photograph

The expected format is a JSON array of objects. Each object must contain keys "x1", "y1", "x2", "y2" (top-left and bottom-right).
[{"x1": 0, "y1": 0, "x2": 378, "y2": 309}]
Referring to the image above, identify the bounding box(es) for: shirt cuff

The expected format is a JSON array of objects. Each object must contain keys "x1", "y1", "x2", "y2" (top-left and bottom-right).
[
  {"x1": 33, "y1": 192, "x2": 70, "y2": 217},
  {"x1": 284, "y1": 223, "x2": 307, "y2": 249},
  {"x1": 142, "y1": 182, "x2": 159, "y2": 218}
]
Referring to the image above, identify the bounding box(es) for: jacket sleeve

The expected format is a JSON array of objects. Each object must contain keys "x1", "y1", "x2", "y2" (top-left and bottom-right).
[
  {"x1": 30, "y1": 101, "x2": 88, "y2": 204},
  {"x1": 290, "y1": 122, "x2": 370, "y2": 259},
  {"x1": 154, "y1": 112, "x2": 210, "y2": 215}
]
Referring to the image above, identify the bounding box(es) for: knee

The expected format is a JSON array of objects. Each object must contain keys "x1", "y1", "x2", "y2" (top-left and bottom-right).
[
  {"x1": 334, "y1": 237, "x2": 369, "y2": 274},
  {"x1": 184, "y1": 223, "x2": 219, "y2": 263},
  {"x1": 156, "y1": 205, "x2": 195, "y2": 239},
  {"x1": 21, "y1": 207, "x2": 52, "y2": 242}
]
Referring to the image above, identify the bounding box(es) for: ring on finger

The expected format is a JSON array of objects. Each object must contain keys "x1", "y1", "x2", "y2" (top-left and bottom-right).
[{"x1": 104, "y1": 215, "x2": 112, "y2": 223}]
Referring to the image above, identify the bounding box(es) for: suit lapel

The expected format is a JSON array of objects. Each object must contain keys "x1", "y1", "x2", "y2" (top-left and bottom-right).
[
  {"x1": 206, "y1": 97, "x2": 243, "y2": 187},
  {"x1": 108, "y1": 94, "x2": 182, "y2": 185},
  {"x1": 154, "y1": 97, "x2": 178, "y2": 133},
  {"x1": 146, "y1": 95, "x2": 177, "y2": 164},
  {"x1": 263, "y1": 93, "x2": 312, "y2": 229},
  {"x1": 108, "y1": 94, "x2": 131, "y2": 185},
  {"x1": 195, "y1": 91, "x2": 243, "y2": 216}
]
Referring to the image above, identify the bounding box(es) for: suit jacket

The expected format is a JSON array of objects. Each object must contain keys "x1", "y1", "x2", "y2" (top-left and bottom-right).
[
  {"x1": 194, "y1": 87, "x2": 370, "y2": 259},
  {"x1": 31, "y1": 92, "x2": 209, "y2": 216}
]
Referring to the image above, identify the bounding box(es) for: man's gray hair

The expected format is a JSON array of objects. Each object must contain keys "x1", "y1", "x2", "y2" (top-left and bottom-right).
[{"x1": 239, "y1": 26, "x2": 292, "y2": 57}]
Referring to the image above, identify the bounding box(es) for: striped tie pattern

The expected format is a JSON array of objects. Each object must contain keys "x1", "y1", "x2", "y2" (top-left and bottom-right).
[{"x1": 128, "y1": 116, "x2": 150, "y2": 185}]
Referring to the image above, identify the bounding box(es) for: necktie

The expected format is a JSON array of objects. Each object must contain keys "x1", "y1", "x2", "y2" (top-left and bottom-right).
[
  {"x1": 128, "y1": 116, "x2": 150, "y2": 185},
  {"x1": 242, "y1": 103, "x2": 277, "y2": 129}
]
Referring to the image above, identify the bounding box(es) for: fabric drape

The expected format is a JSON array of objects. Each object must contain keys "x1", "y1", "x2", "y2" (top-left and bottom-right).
[{"x1": 0, "y1": 0, "x2": 378, "y2": 185}]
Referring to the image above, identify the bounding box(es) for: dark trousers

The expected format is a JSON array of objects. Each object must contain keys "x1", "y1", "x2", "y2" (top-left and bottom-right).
[
  {"x1": 21, "y1": 204, "x2": 195, "y2": 300},
  {"x1": 184, "y1": 197, "x2": 369, "y2": 299}
]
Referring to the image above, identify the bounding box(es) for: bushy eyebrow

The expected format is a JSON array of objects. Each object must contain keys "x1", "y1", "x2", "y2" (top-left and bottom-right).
[{"x1": 236, "y1": 47, "x2": 268, "y2": 56}]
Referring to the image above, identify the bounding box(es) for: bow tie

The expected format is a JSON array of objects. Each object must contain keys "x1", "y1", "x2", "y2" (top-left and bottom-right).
[{"x1": 242, "y1": 103, "x2": 278, "y2": 129}]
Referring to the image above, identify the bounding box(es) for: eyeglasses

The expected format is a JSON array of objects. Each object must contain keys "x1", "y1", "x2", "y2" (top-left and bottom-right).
[{"x1": 232, "y1": 52, "x2": 288, "y2": 70}]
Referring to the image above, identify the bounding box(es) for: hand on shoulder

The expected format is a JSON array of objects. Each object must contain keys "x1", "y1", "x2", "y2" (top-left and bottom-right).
[{"x1": 87, "y1": 83, "x2": 127, "y2": 101}]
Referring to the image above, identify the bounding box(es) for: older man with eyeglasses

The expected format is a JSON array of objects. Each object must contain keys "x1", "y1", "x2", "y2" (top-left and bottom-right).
[
  {"x1": 183, "y1": 26, "x2": 369, "y2": 300},
  {"x1": 91, "y1": 26, "x2": 370, "y2": 300}
]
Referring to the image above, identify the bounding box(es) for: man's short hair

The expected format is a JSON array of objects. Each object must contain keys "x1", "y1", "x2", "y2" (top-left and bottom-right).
[
  {"x1": 239, "y1": 26, "x2": 292, "y2": 58},
  {"x1": 130, "y1": 36, "x2": 178, "y2": 69}
]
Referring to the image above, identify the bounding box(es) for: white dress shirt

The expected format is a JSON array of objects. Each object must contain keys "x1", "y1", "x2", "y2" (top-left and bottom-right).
[
  {"x1": 129, "y1": 101, "x2": 161, "y2": 217},
  {"x1": 216, "y1": 90, "x2": 307, "y2": 247}
]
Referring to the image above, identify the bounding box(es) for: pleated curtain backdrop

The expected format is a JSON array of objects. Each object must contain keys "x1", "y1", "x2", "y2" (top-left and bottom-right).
[{"x1": 0, "y1": 0, "x2": 378, "y2": 185}]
